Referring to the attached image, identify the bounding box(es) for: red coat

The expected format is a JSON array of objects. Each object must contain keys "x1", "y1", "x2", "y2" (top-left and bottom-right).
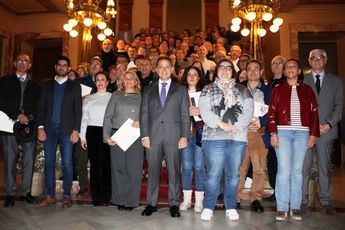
[{"x1": 268, "y1": 81, "x2": 320, "y2": 137}]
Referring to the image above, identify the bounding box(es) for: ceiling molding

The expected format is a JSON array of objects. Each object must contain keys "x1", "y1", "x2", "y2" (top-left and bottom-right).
[
  {"x1": 0, "y1": 0, "x2": 60, "y2": 16},
  {"x1": 298, "y1": 0, "x2": 345, "y2": 5}
]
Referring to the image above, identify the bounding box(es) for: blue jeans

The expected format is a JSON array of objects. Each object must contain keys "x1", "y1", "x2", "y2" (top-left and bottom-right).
[
  {"x1": 44, "y1": 123, "x2": 74, "y2": 196},
  {"x1": 275, "y1": 129, "x2": 309, "y2": 211},
  {"x1": 181, "y1": 135, "x2": 205, "y2": 191},
  {"x1": 202, "y1": 139, "x2": 246, "y2": 210}
]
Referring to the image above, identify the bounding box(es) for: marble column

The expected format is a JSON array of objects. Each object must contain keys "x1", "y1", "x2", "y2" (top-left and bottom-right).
[
  {"x1": 204, "y1": 0, "x2": 219, "y2": 29},
  {"x1": 149, "y1": 0, "x2": 164, "y2": 29}
]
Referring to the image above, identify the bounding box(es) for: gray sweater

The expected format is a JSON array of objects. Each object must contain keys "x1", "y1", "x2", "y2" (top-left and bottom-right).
[
  {"x1": 103, "y1": 91, "x2": 141, "y2": 141},
  {"x1": 199, "y1": 83, "x2": 254, "y2": 142}
]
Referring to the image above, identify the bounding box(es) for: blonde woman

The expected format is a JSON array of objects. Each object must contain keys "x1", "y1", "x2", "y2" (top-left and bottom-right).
[{"x1": 103, "y1": 71, "x2": 144, "y2": 211}]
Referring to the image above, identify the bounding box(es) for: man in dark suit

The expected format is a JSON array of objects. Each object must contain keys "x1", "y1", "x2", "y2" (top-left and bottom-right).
[
  {"x1": 77, "y1": 56, "x2": 103, "y2": 89},
  {"x1": 302, "y1": 49, "x2": 343, "y2": 214},
  {"x1": 37, "y1": 56, "x2": 82, "y2": 207},
  {"x1": 0, "y1": 54, "x2": 41, "y2": 207},
  {"x1": 140, "y1": 56, "x2": 190, "y2": 217}
]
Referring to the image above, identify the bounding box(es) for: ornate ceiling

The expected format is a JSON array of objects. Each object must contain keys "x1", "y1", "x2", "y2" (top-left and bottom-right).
[
  {"x1": 0, "y1": 0, "x2": 344, "y2": 16},
  {"x1": 0, "y1": 0, "x2": 65, "y2": 16}
]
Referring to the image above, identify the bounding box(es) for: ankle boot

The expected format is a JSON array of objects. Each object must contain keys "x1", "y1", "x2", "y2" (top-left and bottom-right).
[
  {"x1": 194, "y1": 191, "x2": 204, "y2": 212},
  {"x1": 180, "y1": 190, "x2": 192, "y2": 210}
]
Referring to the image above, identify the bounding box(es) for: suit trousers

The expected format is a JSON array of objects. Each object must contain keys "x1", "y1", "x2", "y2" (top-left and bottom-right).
[
  {"x1": 86, "y1": 126, "x2": 111, "y2": 203},
  {"x1": 302, "y1": 135, "x2": 334, "y2": 206},
  {"x1": 237, "y1": 132, "x2": 268, "y2": 202},
  {"x1": 110, "y1": 137, "x2": 144, "y2": 207},
  {"x1": 146, "y1": 142, "x2": 181, "y2": 206},
  {"x1": 73, "y1": 142, "x2": 88, "y2": 192},
  {"x1": 0, "y1": 135, "x2": 36, "y2": 196},
  {"x1": 267, "y1": 147, "x2": 277, "y2": 189}
]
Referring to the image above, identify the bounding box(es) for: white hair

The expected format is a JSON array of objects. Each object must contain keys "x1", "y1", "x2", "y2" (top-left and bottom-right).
[{"x1": 309, "y1": 49, "x2": 327, "y2": 59}]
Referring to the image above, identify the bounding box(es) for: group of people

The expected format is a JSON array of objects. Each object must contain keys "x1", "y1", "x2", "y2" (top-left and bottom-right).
[{"x1": 0, "y1": 26, "x2": 342, "y2": 223}]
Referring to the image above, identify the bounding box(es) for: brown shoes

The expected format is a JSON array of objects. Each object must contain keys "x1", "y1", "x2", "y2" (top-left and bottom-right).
[
  {"x1": 62, "y1": 196, "x2": 72, "y2": 208},
  {"x1": 37, "y1": 196, "x2": 56, "y2": 207}
]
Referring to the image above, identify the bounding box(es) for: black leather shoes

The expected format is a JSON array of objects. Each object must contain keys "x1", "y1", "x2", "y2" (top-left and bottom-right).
[
  {"x1": 237, "y1": 202, "x2": 241, "y2": 209},
  {"x1": 4, "y1": 196, "x2": 15, "y2": 207},
  {"x1": 142, "y1": 205, "x2": 158, "y2": 216},
  {"x1": 124, "y1": 206, "x2": 134, "y2": 211},
  {"x1": 20, "y1": 193, "x2": 37, "y2": 204},
  {"x1": 118, "y1": 205, "x2": 125, "y2": 210},
  {"x1": 169, "y1": 205, "x2": 181, "y2": 218},
  {"x1": 251, "y1": 200, "x2": 264, "y2": 212}
]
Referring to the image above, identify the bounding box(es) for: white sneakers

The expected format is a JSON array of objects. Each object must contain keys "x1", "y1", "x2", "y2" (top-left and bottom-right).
[
  {"x1": 201, "y1": 209, "x2": 239, "y2": 221},
  {"x1": 201, "y1": 208, "x2": 213, "y2": 220},
  {"x1": 226, "y1": 209, "x2": 240, "y2": 220}
]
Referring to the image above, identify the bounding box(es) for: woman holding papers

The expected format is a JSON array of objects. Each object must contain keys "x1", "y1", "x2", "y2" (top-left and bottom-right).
[
  {"x1": 198, "y1": 59, "x2": 254, "y2": 221},
  {"x1": 179, "y1": 66, "x2": 206, "y2": 212},
  {"x1": 79, "y1": 71, "x2": 112, "y2": 206},
  {"x1": 268, "y1": 59, "x2": 319, "y2": 221},
  {"x1": 103, "y1": 71, "x2": 143, "y2": 211}
]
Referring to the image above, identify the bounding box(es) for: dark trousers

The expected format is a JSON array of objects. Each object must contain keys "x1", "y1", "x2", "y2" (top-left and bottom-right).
[
  {"x1": 267, "y1": 147, "x2": 277, "y2": 189},
  {"x1": 110, "y1": 138, "x2": 144, "y2": 207},
  {"x1": 0, "y1": 135, "x2": 36, "y2": 196},
  {"x1": 86, "y1": 126, "x2": 111, "y2": 202},
  {"x1": 73, "y1": 142, "x2": 88, "y2": 191},
  {"x1": 44, "y1": 123, "x2": 73, "y2": 196},
  {"x1": 146, "y1": 142, "x2": 181, "y2": 206}
]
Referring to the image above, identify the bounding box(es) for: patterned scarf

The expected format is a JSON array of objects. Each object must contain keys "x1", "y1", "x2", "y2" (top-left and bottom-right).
[{"x1": 215, "y1": 77, "x2": 237, "y2": 108}]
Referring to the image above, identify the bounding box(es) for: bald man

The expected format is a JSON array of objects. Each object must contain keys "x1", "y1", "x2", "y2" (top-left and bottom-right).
[{"x1": 0, "y1": 54, "x2": 41, "y2": 207}]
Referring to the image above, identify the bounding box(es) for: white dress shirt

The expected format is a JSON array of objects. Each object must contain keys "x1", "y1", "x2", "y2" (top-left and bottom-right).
[
  {"x1": 312, "y1": 70, "x2": 325, "y2": 87},
  {"x1": 158, "y1": 78, "x2": 172, "y2": 96}
]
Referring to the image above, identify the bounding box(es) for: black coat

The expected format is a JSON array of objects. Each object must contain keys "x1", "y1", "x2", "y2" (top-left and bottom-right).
[
  {"x1": 0, "y1": 74, "x2": 41, "y2": 121},
  {"x1": 37, "y1": 79, "x2": 82, "y2": 134}
]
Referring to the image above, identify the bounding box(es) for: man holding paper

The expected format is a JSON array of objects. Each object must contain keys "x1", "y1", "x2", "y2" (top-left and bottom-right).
[
  {"x1": 236, "y1": 60, "x2": 271, "y2": 212},
  {"x1": 0, "y1": 53, "x2": 41, "y2": 207},
  {"x1": 140, "y1": 56, "x2": 190, "y2": 218}
]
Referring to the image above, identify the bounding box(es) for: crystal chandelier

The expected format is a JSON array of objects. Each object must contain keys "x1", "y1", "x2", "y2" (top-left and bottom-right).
[
  {"x1": 230, "y1": 0, "x2": 284, "y2": 60},
  {"x1": 63, "y1": 0, "x2": 117, "y2": 41}
]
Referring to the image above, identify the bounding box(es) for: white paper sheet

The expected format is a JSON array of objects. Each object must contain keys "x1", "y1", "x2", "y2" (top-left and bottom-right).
[
  {"x1": 81, "y1": 84, "x2": 92, "y2": 97},
  {"x1": 254, "y1": 102, "x2": 268, "y2": 117},
  {"x1": 111, "y1": 118, "x2": 140, "y2": 151},
  {"x1": 189, "y1": 91, "x2": 202, "y2": 122},
  {"x1": 0, "y1": 111, "x2": 15, "y2": 133}
]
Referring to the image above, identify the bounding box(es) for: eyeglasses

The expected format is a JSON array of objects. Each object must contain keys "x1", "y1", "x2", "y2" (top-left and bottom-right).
[
  {"x1": 90, "y1": 63, "x2": 101, "y2": 67},
  {"x1": 218, "y1": 65, "x2": 232, "y2": 71},
  {"x1": 272, "y1": 61, "x2": 284, "y2": 66},
  {"x1": 310, "y1": 56, "x2": 326, "y2": 62},
  {"x1": 16, "y1": 59, "x2": 29, "y2": 64}
]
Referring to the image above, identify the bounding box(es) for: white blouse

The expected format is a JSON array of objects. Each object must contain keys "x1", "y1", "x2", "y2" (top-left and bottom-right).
[{"x1": 79, "y1": 92, "x2": 112, "y2": 141}]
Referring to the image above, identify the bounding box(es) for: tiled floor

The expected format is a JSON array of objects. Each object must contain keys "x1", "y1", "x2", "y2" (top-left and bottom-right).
[
  {"x1": 1, "y1": 163, "x2": 345, "y2": 229},
  {"x1": 1, "y1": 202, "x2": 345, "y2": 230}
]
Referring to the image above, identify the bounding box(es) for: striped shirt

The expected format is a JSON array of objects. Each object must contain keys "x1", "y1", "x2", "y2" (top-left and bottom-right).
[{"x1": 277, "y1": 86, "x2": 309, "y2": 131}]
